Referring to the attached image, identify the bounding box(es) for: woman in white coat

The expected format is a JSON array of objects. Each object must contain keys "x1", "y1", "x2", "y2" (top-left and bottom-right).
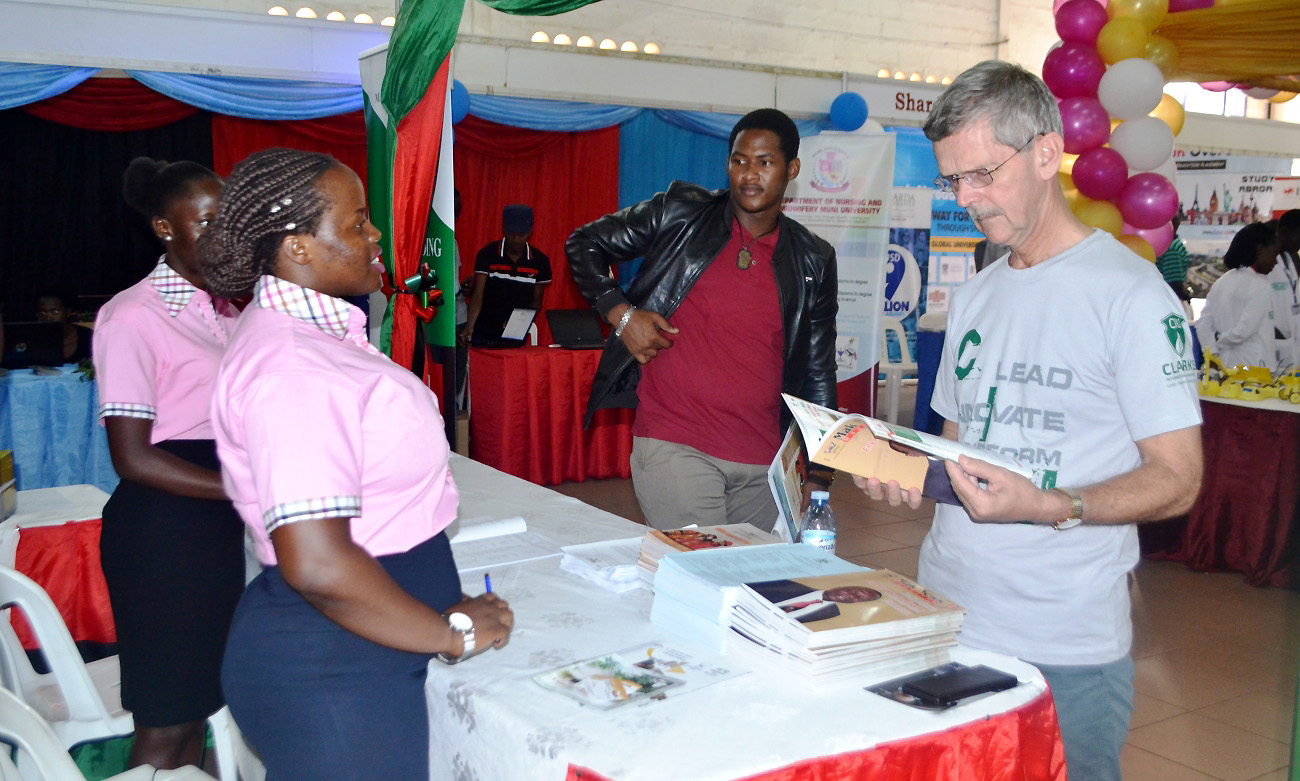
[{"x1": 1198, "y1": 222, "x2": 1280, "y2": 368}]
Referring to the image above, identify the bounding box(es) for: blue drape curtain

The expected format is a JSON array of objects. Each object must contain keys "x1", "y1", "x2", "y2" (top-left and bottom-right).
[{"x1": 0, "y1": 63, "x2": 97, "y2": 109}]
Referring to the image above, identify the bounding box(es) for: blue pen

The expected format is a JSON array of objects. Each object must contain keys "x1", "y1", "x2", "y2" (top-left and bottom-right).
[{"x1": 484, "y1": 573, "x2": 492, "y2": 594}]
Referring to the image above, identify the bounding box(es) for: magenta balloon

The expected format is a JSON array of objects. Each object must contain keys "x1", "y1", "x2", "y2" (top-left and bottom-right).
[
  {"x1": 1054, "y1": 0, "x2": 1105, "y2": 10},
  {"x1": 1118, "y1": 173, "x2": 1179, "y2": 230},
  {"x1": 1168, "y1": 0, "x2": 1212, "y2": 10},
  {"x1": 1073, "y1": 147, "x2": 1129, "y2": 200},
  {"x1": 1123, "y1": 221, "x2": 1175, "y2": 256},
  {"x1": 1200, "y1": 81, "x2": 1235, "y2": 92},
  {"x1": 1059, "y1": 97, "x2": 1112, "y2": 154},
  {"x1": 1055, "y1": 0, "x2": 1109, "y2": 45},
  {"x1": 1042, "y1": 42, "x2": 1106, "y2": 99}
]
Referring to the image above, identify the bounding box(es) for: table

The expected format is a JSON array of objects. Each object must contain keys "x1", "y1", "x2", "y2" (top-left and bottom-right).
[
  {"x1": 468, "y1": 347, "x2": 633, "y2": 485},
  {"x1": 1, "y1": 485, "x2": 114, "y2": 651},
  {"x1": 0, "y1": 367, "x2": 118, "y2": 493},
  {"x1": 436, "y1": 456, "x2": 1065, "y2": 781},
  {"x1": 1140, "y1": 397, "x2": 1300, "y2": 587}
]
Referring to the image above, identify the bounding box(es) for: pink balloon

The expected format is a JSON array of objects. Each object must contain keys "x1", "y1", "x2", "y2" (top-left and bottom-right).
[
  {"x1": 1073, "y1": 147, "x2": 1129, "y2": 200},
  {"x1": 1123, "y1": 221, "x2": 1175, "y2": 256},
  {"x1": 1200, "y1": 81, "x2": 1235, "y2": 92},
  {"x1": 1055, "y1": 0, "x2": 1110, "y2": 45},
  {"x1": 1042, "y1": 42, "x2": 1106, "y2": 99},
  {"x1": 1168, "y1": 0, "x2": 1212, "y2": 10},
  {"x1": 1118, "y1": 173, "x2": 1179, "y2": 229},
  {"x1": 1059, "y1": 97, "x2": 1112, "y2": 154},
  {"x1": 1054, "y1": 0, "x2": 1105, "y2": 11}
]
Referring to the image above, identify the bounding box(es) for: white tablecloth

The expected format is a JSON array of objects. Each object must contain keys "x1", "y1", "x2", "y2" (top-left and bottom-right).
[{"x1": 437, "y1": 457, "x2": 1053, "y2": 781}]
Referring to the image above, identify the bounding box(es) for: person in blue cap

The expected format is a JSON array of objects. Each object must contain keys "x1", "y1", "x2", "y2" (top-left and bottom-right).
[{"x1": 465, "y1": 203, "x2": 551, "y2": 346}]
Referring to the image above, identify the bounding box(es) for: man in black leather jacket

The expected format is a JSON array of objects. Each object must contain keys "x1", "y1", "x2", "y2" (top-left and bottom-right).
[{"x1": 567, "y1": 109, "x2": 837, "y2": 531}]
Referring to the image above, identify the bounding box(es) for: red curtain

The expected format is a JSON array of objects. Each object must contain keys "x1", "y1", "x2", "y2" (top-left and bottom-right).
[
  {"x1": 211, "y1": 111, "x2": 368, "y2": 181},
  {"x1": 23, "y1": 77, "x2": 198, "y2": 131},
  {"x1": 452, "y1": 116, "x2": 620, "y2": 344}
]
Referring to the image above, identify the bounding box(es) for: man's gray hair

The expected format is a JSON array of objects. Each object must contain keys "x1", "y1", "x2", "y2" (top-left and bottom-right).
[{"x1": 923, "y1": 60, "x2": 1064, "y2": 148}]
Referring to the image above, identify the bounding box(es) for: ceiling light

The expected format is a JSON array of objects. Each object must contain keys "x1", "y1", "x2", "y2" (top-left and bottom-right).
[
  {"x1": 925, "y1": 74, "x2": 938, "y2": 84},
  {"x1": 353, "y1": 12, "x2": 373, "y2": 22},
  {"x1": 380, "y1": 16, "x2": 394, "y2": 25},
  {"x1": 599, "y1": 38, "x2": 616, "y2": 50},
  {"x1": 268, "y1": 6, "x2": 288, "y2": 15},
  {"x1": 531, "y1": 31, "x2": 549, "y2": 43},
  {"x1": 553, "y1": 33, "x2": 572, "y2": 45},
  {"x1": 894, "y1": 71, "x2": 906, "y2": 80},
  {"x1": 941, "y1": 76, "x2": 953, "y2": 85},
  {"x1": 877, "y1": 68, "x2": 891, "y2": 79},
  {"x1": 326, "y1": 11, "x2": 344, "y2": 21},
  {"x1": 576, "y1": 35, "x2": 594, "y2": 47},
  {"x1": 643, "y1": 42, "x2": 660, "y2": 54},
  {"x1": 910, "y1": 72, "x2": 922, "y2": 82},
  {"x1": 294, "y1": 6, "x2": 316, "y2": 18},
  {"x1": 621, "y1": 41, "x2": 638, "y2": 52}
]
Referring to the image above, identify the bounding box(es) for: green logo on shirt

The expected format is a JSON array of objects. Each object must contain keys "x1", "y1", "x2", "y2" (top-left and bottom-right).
[
  {"x1": 955, "y1": 329, "x2": 981, "y2": 380},
  {"x1": 1161, "y1": 313, "x2": 1187, "y2": 357}
]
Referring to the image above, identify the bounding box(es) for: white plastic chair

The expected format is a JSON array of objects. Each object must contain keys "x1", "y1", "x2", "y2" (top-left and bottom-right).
[
  {"x1": 206, "y1": 706, "x2": 265, "y2": 781},
  {"x1": 0, "y1": 687, "x2": 211, "y2": 781},
  {"x1": 0, "y1": 565, "x2": 132, "y2": 751},
  {"x1": 878, "y1": 318, "x2": 918, "y2": 424}
]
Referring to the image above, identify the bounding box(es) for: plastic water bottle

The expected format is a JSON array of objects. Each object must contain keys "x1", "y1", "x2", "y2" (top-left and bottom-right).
[{"x1": 799, "y1": 490, "x2": 837, "y2": 553}]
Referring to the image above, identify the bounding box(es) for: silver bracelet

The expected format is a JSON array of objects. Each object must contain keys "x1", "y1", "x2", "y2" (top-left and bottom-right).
[{"x1": 614, "y1": 306, "x2": 636, "y2": 338}]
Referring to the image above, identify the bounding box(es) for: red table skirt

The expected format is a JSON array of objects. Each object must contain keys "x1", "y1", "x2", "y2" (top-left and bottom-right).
[
  {"x1": 11, "y1": 520, "x2": 116, "y2": 649},
  {"x1": 566, "y1": 690, "x2": 1064, "y2": 781},
  {"x1": 1140, "y1": 400, "x2": 1300, "y2": 587},
  {"x1": 469, "y1": 347, "x2": 633, "y2": 485}
]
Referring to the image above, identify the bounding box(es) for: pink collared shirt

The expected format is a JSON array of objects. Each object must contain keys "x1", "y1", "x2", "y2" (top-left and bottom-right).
[
  {"x1": 212, "y1": 275, "x2": 457, "y2": 566},
  {"x1": 94, "y1": 257, "x2": 238, "y2": 443}
]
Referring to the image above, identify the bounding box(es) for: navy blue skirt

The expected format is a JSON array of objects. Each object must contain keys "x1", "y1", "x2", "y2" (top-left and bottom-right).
[{"x1": 221, "y1": 533, "x2": 462, "y2": 781}]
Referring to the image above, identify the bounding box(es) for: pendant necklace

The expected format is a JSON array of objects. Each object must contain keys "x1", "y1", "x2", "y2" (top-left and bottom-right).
[{"x1": 737, "y1": 225, "x2": 777, "y2": 270}]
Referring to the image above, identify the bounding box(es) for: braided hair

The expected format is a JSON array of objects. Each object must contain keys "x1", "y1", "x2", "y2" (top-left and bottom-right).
[
  {"x1": 122, "y1": 157, "x2": 220, "y2": 221},
  {"x1": 198, "y1": 148, "x2": 338, "y2": 299}
]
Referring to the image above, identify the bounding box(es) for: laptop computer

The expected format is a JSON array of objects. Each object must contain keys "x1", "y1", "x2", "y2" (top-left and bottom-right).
[
  {"x1": 545, "y1": 309, "x2": 607, "y2": 350},
  {"x1": 1, "y1": 322, "x2": 65, "y2": 369}
]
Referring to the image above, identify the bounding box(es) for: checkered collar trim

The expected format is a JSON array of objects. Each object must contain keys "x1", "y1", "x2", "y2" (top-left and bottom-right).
[
  {"x1": 254, "y1": 275, "x2": 354, "y2": 339},
  {"x1": 148, "y1": 257, "x2": 200, "y2": 318}
]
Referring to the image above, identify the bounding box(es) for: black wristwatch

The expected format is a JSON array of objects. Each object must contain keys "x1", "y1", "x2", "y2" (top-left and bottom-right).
[{"x1": 435, "y1": 611, "x2": 476, "y2": 665}]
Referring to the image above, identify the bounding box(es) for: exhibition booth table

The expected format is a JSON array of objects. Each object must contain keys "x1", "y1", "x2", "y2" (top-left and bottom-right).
[
  {"x1": 468, "y1": 347, "x2": 633, "y2": 485},
  {"x1": 2, "y1": 485, "x2": 114, "y2": 650},
  {"x1": 1140, "y1": 396, "x2": 1300, "y2": 587},
  {"x1": 0, "y1": 367, "x2": 118, "y2": 494},
  {"x1": 435, "y1": 456, "x2": 1065, "y2": 781}
]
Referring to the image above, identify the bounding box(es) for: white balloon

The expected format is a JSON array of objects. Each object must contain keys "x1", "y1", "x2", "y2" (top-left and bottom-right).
[
  {"x1": 1245, "y1": 86, "x2": 1280, "y2": 100},
  {"x1": 1110, "y1": 116, "x2": 1175, "y2": 171},
  {"x1": 1098, "y1": 58, "x2": 1165, "y2": 120},
  {"x1": 1139, "y1": 157, "x2": 1178, "y2": 185}
]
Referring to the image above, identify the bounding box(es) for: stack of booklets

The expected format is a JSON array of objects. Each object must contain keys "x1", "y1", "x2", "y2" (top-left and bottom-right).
[
  {"x1": 636, "y1": 523, "x2": 780, "y2": 586},
  {"x1": 649, "y1": 543, "x2": 866, "y2": 653},
  {"x1": 728, "y1": 569, "x2": 965, "y2": 686}
]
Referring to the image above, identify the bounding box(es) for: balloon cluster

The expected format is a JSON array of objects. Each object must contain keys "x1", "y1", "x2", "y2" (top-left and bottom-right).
[{"x1": 1044, "y1": 0, "x2": 1192, "y2": 262}]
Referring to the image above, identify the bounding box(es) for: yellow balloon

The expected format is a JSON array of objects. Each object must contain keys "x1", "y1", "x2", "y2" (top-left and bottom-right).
[
  {"x1": 1150, "y1": 93, "x2": 1185, "y2": 136},
  {"x1": 1060, "y1": 153, "x2": 1079, "y2": 176},
  {"x1": 1144, "y1": 35, "x2": 1180, "y2": 81},
  {"x1": 1110, "y1": 117, "x2": 1122, "y2": 132},
  {"x1": 1059, "y1": 172, "x2": 1084, "y2": 208},
  {"x1": 1270, "y1": 91, "x2": 1298, "y2": 104},
  {"x1": 1073, "y1": 197, "x2": 1125, "y2": 237},
  {"x1": 1108, "y1": 0, "x2": 1168, "y2": 33},
  {"x1": 1097, "y1": 17, "x2": 1149, "y2": 65},
  {"x1": 1118, "y1": 234, "x2": 1157, "y2": 262}
]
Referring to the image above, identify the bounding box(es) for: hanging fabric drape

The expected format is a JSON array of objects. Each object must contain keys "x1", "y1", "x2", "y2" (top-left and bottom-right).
[
  {"x1": 23, "y1": 77, "x2": 198, "y2": 131},
  {"x1": 452, "y1": 115, "x2": 620, "y2": 342},
  {"x1": 127, "y1": 71, "x2": 364, "y2": 120},
  {"x1": 211, "y1": 111, "x2": 368, "y2": 181},
  {"x1": 0, "y1": 63, "x2": 96, "y2": 110},
  {"x1": 1157, "y1": 0, "x2": 1300, "y2": 88}
]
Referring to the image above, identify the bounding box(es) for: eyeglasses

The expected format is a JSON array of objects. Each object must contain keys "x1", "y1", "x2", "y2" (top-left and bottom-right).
[{"x1": 933, "y1": 134, "x2": 1041, "y2": 193}]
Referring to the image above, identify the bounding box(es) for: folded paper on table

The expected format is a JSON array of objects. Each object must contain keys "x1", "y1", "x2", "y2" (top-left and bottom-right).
[
  {"x1": 450, "y1": 516, "x2": 561, "y2": 572},
  {"x1": 781, "y1": 394, "x2": 1032, "y2": 501},
  {"x1": 561, "y1": 537, "x2": 643, "y2": 592}
]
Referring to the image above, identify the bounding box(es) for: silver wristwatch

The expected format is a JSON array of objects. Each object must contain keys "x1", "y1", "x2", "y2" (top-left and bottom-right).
[{"x1": 436, "y1": 611, "x2": 476, "y2": 664}]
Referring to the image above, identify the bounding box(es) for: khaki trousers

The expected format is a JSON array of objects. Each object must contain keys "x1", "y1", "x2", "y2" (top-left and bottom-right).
[{"x1": 630, "y1": 436, "x2": 778, "y2": 533}]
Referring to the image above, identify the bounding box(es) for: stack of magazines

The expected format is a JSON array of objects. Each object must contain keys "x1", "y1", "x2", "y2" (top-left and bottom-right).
[
  {"x1": 728, "y1": 569, "x2": 965, "y2": 685},
  {"x1": 636, "y1": 523, "x2": 779, "y2": 586},
  {"x1": 649, "y1": 543, "x2": 866, "y2": 653}
]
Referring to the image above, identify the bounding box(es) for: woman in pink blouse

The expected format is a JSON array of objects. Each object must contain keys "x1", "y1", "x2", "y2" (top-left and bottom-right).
[
  {"x1": 200, "y1": 148, "x2": 512, "y2": 779},
  {"x1": 94, "y1": 158, "x2": 245, "y2": 770}
]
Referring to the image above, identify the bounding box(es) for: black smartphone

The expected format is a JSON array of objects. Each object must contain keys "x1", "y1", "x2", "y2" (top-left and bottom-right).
[{"x1": 900, "y1": 664, "x2": 1019, "y2": 706}]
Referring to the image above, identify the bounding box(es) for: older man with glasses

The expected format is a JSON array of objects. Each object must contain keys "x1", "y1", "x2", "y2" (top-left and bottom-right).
[{"x1": 856, "y1": 60, "x2": 1203, "y2": 781}]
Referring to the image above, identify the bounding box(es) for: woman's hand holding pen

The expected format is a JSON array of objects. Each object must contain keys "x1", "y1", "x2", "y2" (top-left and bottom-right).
[{"x1": 449, "y1": 592, "x2": 514, "y2": 653}]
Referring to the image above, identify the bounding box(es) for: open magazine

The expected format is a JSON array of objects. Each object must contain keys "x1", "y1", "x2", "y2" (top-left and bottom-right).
[{"x1": 781, "y1": 394, "x2": 1032, "y2": 503}]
